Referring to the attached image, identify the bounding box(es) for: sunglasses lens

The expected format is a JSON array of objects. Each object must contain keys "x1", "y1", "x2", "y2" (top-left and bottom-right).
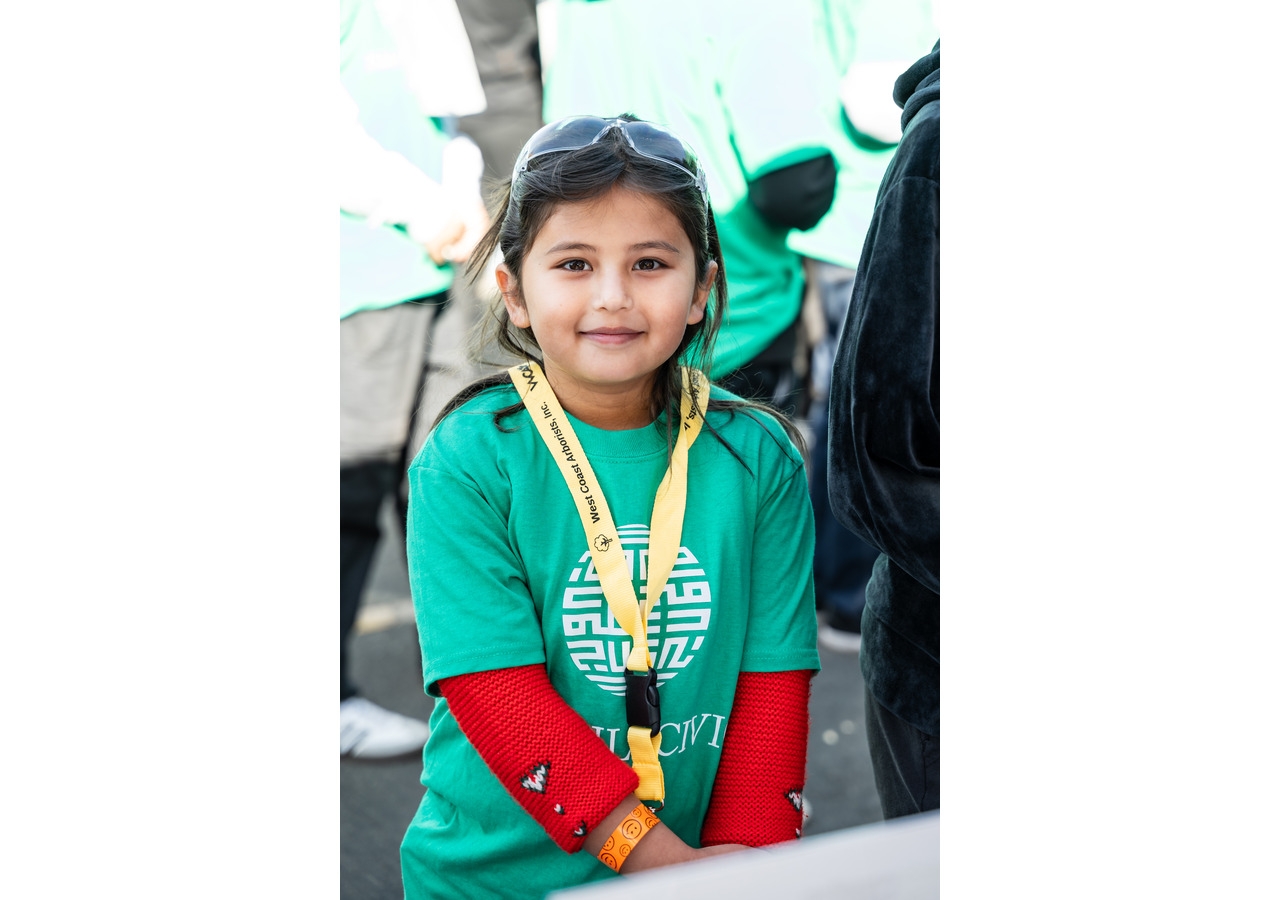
[
  {"x1": 531, "y1": 117, "x2": 610, "y2": 158},
  {"x1": 511, "y1": 116, "x2": 706, "y2": 200},
  {"x1": 620, "y1": 121, "x2": 698, "y2": 174}
]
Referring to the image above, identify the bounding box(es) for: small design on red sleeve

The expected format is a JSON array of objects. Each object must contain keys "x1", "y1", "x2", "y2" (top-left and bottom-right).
[
  {"x1": 572, "y1": 820, "x2": 588, "y2": 838},
  {"x1": 554, "y1": 803, "x2": 565, "y2": 814},
  {"x1": 520, "y1": 762, "x2": 551, "y2": 793},
  {"x1": 785, "y1": 789, "x2": 803, "y2": 812}
]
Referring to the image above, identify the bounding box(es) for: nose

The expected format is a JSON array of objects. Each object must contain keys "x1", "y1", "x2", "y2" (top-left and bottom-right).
[{"x1": 593, "y1": 268, "x2": 632, "y2": 312}]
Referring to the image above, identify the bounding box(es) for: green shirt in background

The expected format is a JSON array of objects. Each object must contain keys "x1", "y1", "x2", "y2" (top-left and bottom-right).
[
  {"x1": 339, "y1": 0, "x2": 453, "y2": 319},
  {"x1": 788, "y1": 0, "x2": 939, "y2": 269},
  {"x1": 540, "y1": 0, "x2": 841, "y2": 378},
  {"x1": 400, "y1": 385, "x2": 819, "y2": 899}
]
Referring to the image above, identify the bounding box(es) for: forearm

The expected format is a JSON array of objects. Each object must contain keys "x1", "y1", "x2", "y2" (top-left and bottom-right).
[
  {"x1": 438, "y1": 665, "x2": 638, "y2": 853},
  {"x1": 582, "y1": 794, "x2": 696, "y2": 873},
  {"x1": 440, "y1": 665, "x2": 748, "y2": 873},
  {"x1": 338, "y1": 84, "x2": 453, "y2": 241},
  {"x1": 583, "y1": 794, "x2": 755, "y2": 874},
  {"x1": 701, "y1": 670, "x2": 813, "y2": 847}
]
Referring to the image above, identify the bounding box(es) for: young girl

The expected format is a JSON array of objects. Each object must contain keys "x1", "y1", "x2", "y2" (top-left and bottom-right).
[{"x1": 399, "y1": 115, "x2": 819, "y2": 899}]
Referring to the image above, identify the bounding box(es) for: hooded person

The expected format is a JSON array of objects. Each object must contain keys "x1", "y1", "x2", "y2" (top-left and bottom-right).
[{"x1": 826, "y1": 40, "x2": 940, "y2": 819}]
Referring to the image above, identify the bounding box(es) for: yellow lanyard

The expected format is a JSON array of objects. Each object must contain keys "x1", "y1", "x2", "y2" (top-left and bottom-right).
[{"x1": 509, "y1": 361, "x2": 707, "y2": 806}]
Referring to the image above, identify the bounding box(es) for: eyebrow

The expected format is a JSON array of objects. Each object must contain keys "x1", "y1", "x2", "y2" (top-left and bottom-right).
[{"x1": 542, "y1": 240, "x2": 683, "y2": 255}]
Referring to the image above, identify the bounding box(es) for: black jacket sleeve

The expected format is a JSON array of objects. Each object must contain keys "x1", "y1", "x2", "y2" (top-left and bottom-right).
[{"x1": 826, "y1": 102, "x2": 939, "y2": 594}]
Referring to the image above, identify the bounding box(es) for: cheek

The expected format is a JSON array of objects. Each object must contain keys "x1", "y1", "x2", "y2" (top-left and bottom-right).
[{"x1": 523, "y1": 289, "x2": 577, "y2": 331}]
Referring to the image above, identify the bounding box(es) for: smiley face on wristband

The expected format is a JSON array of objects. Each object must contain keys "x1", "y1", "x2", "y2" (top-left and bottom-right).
[{"x1": 597, "y1": 805, "x2": 660, "y2": 872}]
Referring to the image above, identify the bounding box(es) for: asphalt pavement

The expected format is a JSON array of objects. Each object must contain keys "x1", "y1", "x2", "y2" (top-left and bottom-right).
[{"x1": 340, "y1": 502, "x2": 885, "y2": 900}]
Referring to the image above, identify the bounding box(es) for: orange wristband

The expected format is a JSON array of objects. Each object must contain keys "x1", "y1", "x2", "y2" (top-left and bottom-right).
[{"x1": 597, "y1": 803, "x2": 660, "y2": 872}]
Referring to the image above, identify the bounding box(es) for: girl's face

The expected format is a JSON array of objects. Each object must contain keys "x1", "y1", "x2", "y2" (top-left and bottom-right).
[{"x1": 497, "y1": 186, "x2": 715, "y2": 427}]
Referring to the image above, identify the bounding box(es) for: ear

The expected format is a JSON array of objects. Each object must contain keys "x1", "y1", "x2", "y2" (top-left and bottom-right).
[
  {"x1": 687, "y1": 260, "x2": 717, "y2": 325},
  {"x1": 496, "y1": 263, "x2": 530, "y2": 328}
]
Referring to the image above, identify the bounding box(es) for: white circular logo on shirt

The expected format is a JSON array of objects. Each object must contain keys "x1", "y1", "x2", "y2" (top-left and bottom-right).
[{"x1": 561, "y1": 524, "x2": 713, "y2": 696}]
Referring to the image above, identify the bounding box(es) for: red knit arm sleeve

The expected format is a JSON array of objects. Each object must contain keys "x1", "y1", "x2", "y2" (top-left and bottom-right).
[
  {"x1": 437, "y1": 664, "x2": 639, "y2": 853},
  {"x1": 700, "y1": 669, "x2": 813, "y2": 847}
]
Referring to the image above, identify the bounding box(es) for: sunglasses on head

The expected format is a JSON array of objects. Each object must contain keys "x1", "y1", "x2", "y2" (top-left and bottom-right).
[{"x1": 509, "y1": 116, "x2": 709, "y2": 203}]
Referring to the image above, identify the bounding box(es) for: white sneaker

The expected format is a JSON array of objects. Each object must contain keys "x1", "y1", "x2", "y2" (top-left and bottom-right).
[{"x1": 340, "y1": 697, "x2": 431, "y2": 759}]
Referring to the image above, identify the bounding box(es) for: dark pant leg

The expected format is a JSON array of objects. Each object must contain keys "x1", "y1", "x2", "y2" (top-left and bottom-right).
[
  {"x1": 863, "y1": 684, "x2": 940, "y2": 819},
  {"x1": 340, "y1": 460, "x2": 399, "y2": 700},
  {"x1": 809, "y1": 400, "x2": 878, "y2": 621}
]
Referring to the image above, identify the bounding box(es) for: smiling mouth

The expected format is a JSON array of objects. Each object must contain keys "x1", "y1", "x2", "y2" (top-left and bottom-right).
[{"x1": 582, "y1": 328, "x2": 642, "y2": 343}]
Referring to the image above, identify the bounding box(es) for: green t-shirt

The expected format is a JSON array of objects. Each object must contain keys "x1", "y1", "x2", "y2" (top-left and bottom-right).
[
  {"x1": 787, "y1": 0, "x2": 938, "y2": 268},
  {"x1": 540, "y1": 0, "x2": 840, "y2": 377},
  {"x1": 400, "y1": 384, "x2": 819, "y2": 899},
  {"x1": 339, "y1": 0, "x2": 453, "y2": 318}
]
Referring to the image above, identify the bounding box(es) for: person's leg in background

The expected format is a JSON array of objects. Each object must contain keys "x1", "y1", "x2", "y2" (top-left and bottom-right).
[
  {"x1": 863, "y1": 684, "x2": 939, "y2": 819},
  {"x1": 340, "y1": 297, "x2": 442, "y2": 759},
  {"x1": 805, "y1": 260, "x2": 878, "y2": 650},
  {"x1": 342, "y1": 459, "x2": 400, "y2": 702},
  {"x1": 810, "y1": 398, "x2": 879, "y2": 650},
  {"x1": 453, "y1": 0, "x2": 545, "y2": 183}
]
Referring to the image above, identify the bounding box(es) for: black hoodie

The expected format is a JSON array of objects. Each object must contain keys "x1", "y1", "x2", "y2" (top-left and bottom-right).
[{"x1": 827, "y1": 42, "x2": 940, "y2": 736}]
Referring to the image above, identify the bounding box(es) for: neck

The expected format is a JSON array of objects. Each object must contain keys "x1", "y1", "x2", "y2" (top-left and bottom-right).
[
  {"x1": 569, "y1": 403, "x2": 653, "y2": 431},
  {"x1": 543, "y1": 368, "x2": 656, "y2": 431}
]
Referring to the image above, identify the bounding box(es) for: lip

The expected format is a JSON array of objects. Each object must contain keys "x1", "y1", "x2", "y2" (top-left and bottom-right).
[{"x1": 581, "y1": 327, "x2": 643, "y2": 345}]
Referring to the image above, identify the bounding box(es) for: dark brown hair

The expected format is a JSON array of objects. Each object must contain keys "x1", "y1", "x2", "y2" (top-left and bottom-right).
[{"x1": 432, "y1": 115, "x2": 804, "y2": 464}]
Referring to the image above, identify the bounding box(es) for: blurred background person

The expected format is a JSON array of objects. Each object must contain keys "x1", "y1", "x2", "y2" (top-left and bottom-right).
[
  {"x1": 827, "y1": 41, "x2": 940, "y2": 819},
  {"x1": 453, "y1": 0, "x2": 546, "y2": 185},
  {"x1": 791, "y1": 0, "x2": 937, "y2": 651},
  {"x1": 536, "y1": 0, "x2": 839, "y2": 419},
  {"x1": 340, "y1": 0, "x2": 488, "y2": 758},
  {"x1": 367, "y1": 0, "x2": 496, "y2": 489},
  {"x1": 443, "y1": 0, "x2": 547, "y2": 380}
]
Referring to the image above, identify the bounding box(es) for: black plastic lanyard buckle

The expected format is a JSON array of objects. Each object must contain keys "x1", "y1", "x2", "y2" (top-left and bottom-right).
[{"x1": 624, "y1": 667, "x2": 661, "y2": 737}]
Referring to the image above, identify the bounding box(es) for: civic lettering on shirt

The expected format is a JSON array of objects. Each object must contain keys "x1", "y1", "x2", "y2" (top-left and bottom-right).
[
  {"x1": 561, "y1": 524, "x2": 713, "y2": 696},
  {"x1": 589, "y1": 712, "x2": 728, "y2": 761}
]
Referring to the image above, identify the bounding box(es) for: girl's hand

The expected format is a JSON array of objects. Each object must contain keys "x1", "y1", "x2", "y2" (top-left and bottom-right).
[
  {"x1": 695, "y1": 843, "x2": 756, "y2": 860},
  {"x1": 625, "y1": 839, "x2": 760, "y2": 872}
]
